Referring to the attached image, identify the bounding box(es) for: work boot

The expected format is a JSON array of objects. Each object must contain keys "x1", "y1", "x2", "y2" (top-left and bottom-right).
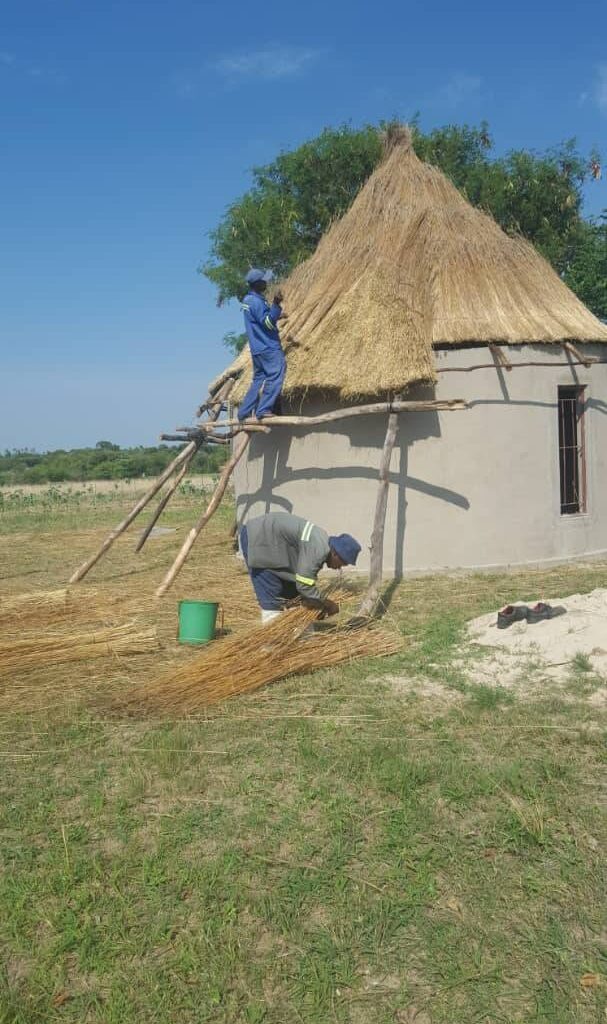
[
  {"x1": 526, "y1": 602, "x2": 567, "y2": 624},
  {"x1": 497, "y1": 605, "x2": 529, "y2": 629}
]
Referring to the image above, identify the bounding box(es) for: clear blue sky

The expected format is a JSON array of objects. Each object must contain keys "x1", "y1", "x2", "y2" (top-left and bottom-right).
[{"x1": 1, "y1": 0, "x2": 606, "y2": 451}]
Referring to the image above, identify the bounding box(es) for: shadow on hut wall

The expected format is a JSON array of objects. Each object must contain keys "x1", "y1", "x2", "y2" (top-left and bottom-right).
[
  {"x1": 476, "y1": 345, "x2": 607, "y2": 413},
  {"x1": 235, "y1": 389, "x2": 471, "y2": 576}
]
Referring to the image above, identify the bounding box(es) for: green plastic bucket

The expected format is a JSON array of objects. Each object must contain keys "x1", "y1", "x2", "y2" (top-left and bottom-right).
[{"x1": 178, "y1": 600, "x2": 222, "y2": 645}]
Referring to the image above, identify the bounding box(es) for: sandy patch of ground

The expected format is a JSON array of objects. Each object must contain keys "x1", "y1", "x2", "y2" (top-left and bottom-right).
[{"x1": 464, "y1": 588, "x2": 607, "y2": 688}]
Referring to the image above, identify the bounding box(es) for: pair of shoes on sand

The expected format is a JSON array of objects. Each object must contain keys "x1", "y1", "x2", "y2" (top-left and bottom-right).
[{"x1": 497, "y1": 602, "x2": 567, "y2": 629}]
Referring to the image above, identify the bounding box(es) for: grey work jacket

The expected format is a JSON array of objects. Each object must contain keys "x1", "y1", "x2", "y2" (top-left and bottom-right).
[{"x1": 244, "y1": 512, "x2": 330, "y2": 604}]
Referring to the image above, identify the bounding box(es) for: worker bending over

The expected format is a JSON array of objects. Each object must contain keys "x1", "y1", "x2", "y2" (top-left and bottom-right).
[
  {"x1": 238, "y1": 268, "x2": 286, "y2": 421},
  {"x1": 240, "y1": 512, "x2": 361, "y2": 623}
]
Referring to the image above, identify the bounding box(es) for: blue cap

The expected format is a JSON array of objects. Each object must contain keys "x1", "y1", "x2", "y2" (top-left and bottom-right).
[
  {"x1": 328, "y1": 533, "x2": 361, "y2": 566},
  {"x1": 245, "y1": 267, "x2": 274, "y2": 285}
]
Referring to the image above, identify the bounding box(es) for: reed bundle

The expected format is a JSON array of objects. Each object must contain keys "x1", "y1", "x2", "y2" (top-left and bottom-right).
[
  {"x1": 118, "y1": 606, "x2": 400, "y2": 715},
  {"x1": 0, "y1": 622, "x2": 158, "y2": 676},
  {"x1": 0, "y1": 588, "x2": 119, "y2": 629}
]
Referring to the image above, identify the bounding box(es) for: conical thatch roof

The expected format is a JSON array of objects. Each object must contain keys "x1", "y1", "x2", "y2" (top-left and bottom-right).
[{"x1": 212, "y1": 127, "x2": 607, "y2": 401}]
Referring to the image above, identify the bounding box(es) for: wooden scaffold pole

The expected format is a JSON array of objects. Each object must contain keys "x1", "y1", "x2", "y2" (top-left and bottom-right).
[
  {"x1": 68, "y1": 383, "x2": 469, "y2": 597},
  {"x1": 68, "y1": 379, "x2": 236, "y2": 584},
  {"x1": 357, "y1": 398, "x2": 401, "y2": 618},
  {"x1": 135, "y1": 379, "x2": 236, "y2": 553},
  {"x1": 155, "y1": 431, "x2": 252, "y2": 597},
  {"x1": 68, "y1": 440, "x2": 199, "y2": 584},
  {"x1": 186, "y1": 398, "x2": 467, "y2": 434}
]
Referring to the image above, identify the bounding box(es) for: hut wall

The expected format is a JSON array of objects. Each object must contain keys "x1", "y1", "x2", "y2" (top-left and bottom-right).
[{"x1": 232, "y1": 344, "x2": 607, "y2": 574}]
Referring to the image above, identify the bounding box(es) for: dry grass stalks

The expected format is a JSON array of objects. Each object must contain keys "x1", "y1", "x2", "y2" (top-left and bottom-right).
[
  {"x1": 213, "y1": 126, "x2": 607, "y2": 402},
  {"x1": 116, "y1": 606, "x2": 401, "y2": 715},
  {"x1": 0, "y1": 622, "x2": 159, "y2": 676},
  {"x1": 0, "y1": 587, "x2": 120, "y2": 630}
]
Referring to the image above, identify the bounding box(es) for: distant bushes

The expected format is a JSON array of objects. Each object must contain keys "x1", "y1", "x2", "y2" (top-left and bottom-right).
[{"x1": 0, "y1": 442, "x2": 227, "y2": 485}]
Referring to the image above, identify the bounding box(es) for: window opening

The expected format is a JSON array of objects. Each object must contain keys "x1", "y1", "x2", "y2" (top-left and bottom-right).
[{"x1": 558, "y1": 386, "x2": 586, "y2": 515}]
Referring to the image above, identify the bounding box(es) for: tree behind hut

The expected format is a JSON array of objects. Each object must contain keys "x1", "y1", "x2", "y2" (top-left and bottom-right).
[{"x1": 205, "y1": 121, "x2": 606, "y2": 347}]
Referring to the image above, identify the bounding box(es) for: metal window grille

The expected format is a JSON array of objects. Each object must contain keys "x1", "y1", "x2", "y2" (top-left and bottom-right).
[{"x1": 558, "y1": 386, "x2": 586, "y2": 515}]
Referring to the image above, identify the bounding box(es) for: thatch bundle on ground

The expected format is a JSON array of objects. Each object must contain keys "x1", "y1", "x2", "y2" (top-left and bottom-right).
[
  {"x1": 0, "y1": 587, "x2": 120, "y2": 629},
  {"x1": 0, "y1": 622, "x2": 158, "y2": 676},
  {"x1": 117, "y1": 606, "x2": 401, "y2": 715},
  {"x1": 212, "y1": 126, "x2": 607, "y2": 402}
]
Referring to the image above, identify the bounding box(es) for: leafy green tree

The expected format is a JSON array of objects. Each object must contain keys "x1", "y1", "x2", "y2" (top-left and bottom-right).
[
  {"x1": 563, "y1": 214, "x2": 607, "y2": 320},
  {"x1": 204, "y1": 125, "x2": 383, "y2": 305},
  {"x1": 223, "y1": 331, "x2": 248, "y2": 356},
  {"x1": 0, "y1": 445, "x2": 228, "y2": 485},
  {"x1": 203, "y1": 121, "x2": 603, "y2": 316}
]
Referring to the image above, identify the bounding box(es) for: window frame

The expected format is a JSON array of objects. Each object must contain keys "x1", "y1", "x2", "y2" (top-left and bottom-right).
[{"x1": 557, "y1": 384, "x2": 587, "y2": 516}]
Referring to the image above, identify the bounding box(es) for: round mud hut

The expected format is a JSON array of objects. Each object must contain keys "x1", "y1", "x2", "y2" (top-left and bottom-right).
[{"x1": 210, "y1": 130, "x2": 607, "y2": 575}]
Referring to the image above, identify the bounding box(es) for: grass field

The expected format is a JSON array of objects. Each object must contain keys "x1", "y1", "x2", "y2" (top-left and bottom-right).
[{"x1": 1, "y1": 487, "x2": 606, "y2": 1023}]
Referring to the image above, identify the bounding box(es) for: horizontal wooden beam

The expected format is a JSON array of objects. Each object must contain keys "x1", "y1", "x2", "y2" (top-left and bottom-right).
[
  {"x1": 182, "y1": 398, "x2": 468, "y2": 434},
  {"x1": 437, "y1": 359, "x2": 604, "y2": 373},
  {"x1": 160, "y1": 433, "x2": 230, "y2": 444}
]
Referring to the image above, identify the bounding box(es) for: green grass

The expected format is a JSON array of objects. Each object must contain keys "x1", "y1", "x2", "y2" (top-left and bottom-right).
[
  {"x1": 572, "y1": 651, "x2": 593, "y2": 674},
  {"x1": 1, "y1": 492, "x2": 606, "y2": 1023},
  {"x1": 0, "y1": 481, "x2": 219, "y2": 534}
]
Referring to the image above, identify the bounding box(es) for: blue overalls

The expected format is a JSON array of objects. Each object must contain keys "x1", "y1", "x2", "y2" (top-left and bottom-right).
[{"x1": 237, "y1": 291, "x2": 286, "y2": 420}]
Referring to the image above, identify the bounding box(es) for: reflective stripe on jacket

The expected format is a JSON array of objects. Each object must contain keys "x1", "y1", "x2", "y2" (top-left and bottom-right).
[
  {"x1": 244, "y1": 512, "x2": 330, "y2": 604},
  {"x1": 241, "y1": 291, "x2": 282, "y2": 355}
]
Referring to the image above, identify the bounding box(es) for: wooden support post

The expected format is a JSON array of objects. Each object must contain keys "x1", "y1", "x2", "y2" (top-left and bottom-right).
[
  {"x1": 357, "y1": 402, "x2": 401, "y2": 619},
  {"x1": 135, "y1": 448, "x2": 197, "y2": 553},
  {"x1": 155, "y1": 432, "x2": 252, "y2": 598},
  {"x1": 562, "y1": 341, "x2": 597, "y2": 368},
  {"x1": 137, "y1": 379, "x2": 237, "y2": 553},
  {"x1": 68, "y1": 441, "x2": 197, "y2": 584},
  {"x1": 488, "y1": 343, "x2": 512, "y2": 371}
]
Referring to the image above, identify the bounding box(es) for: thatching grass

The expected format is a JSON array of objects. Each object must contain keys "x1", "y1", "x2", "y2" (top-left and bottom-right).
[
  {"x1": 0, "y1": 586, "x2": 121, "y2": 629},
  {"x1": 116, "y1": 604, "x2": 401, "y2": 715},
  {"x1": 0, "y1": 497, "x2": 387, "y2": 718},
  {"x1": 0, "y1": 622, "x2": 158, "y2": 675},
  {"x1": 214, "y1": 126, "x2": 607, "y2": 402}
]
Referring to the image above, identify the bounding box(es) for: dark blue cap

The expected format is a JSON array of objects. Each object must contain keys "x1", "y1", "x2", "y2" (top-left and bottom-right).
[
  {"x1": 245, "y1": 267, "x2": 274, "y2": 285},
  {"x1": 329, "y1": 533, "x2": 361, "y2": 566}
]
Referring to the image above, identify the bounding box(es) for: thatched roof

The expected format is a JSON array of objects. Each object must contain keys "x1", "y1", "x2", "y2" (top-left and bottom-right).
[{"x1": 212, "y1": 127, "x2": 607, "y2": 401}]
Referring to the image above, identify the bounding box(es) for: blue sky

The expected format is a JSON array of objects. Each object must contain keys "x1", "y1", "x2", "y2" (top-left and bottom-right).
[{"x1": 1, "y1": 0, "x2": 606, "y2": 451}]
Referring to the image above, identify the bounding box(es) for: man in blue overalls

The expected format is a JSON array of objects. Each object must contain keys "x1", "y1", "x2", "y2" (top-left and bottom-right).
[{"x1": 237, "y1": 268, "x2": 286, "y2": 421}]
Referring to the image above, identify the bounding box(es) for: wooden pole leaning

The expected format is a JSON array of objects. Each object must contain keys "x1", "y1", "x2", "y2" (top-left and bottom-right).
[
  {"x1": 562, "y1": 341, "x2": 598, "y2": 368},
  {"x1": 136, "y1": 379, "x2": 236, "y2": 553},
  {"x1": 68, "y1": 440, "x2": 198, "y2": 584},
  {"x1": 134, "y1": 454, "x2": 195, "y2": 553},
  {"x1": 155, "y1": 431, "x2": 252, "y2": 598},
  {"x1": 357, "y1": 398, "x2": 401, "y2": 619}
]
